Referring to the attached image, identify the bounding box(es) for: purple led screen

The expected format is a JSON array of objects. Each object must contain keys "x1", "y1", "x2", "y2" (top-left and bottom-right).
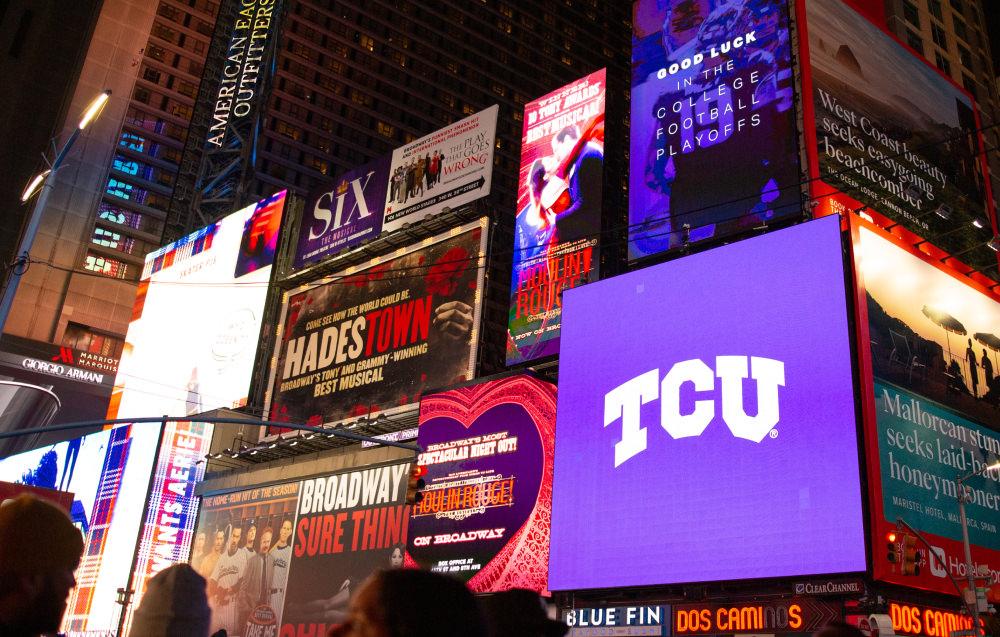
[
  {"x1": 549, "y1": 216, "x2": 866, "y2": 590},
  {"x1": 294, "y1": 155, "x2": 389, "y2": 270},
  {"x1": 629, "y1": 0, "x2": 800, "y2": 261}
]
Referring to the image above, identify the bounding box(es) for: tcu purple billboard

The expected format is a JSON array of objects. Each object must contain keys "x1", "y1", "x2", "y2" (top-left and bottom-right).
[
  {"x1": 294, "y1": 155, "x2": 390, "y2": 270},
  {"x1": 629, "y1": 0, "x2": 800, "y2": 260},
  {"x1": 549, "y1": 216, "x2": 866, "y2": 590}
]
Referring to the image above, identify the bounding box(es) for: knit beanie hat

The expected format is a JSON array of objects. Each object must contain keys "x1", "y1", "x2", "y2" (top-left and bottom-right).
[
  {"x1": 0, "y1": 494, "x2": 83, "y2": 578},
  {"x1": 128, "y1": 563, "x2": 211, "y2": 637}
]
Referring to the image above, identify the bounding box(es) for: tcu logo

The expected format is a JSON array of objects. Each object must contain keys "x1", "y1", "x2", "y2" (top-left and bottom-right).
[{"x1": 604, "y1": 356, "x2": 785, "y2": 467}]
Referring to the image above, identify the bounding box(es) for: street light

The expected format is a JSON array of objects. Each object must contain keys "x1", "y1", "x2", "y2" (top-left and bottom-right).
[
  {"x1": 956, "y1": 456, "x2": 1000, "y2": 637},
  {"x1": 0, "y1": 89, "x2": 111, "y2": 334}
]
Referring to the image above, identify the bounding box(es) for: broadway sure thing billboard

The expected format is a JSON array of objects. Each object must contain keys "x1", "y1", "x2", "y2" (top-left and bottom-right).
[
  {"x1": 804, "y1": 0, "x2": 993, "y2": 262},
  {"x1": 549, "y1": 216, "x2": 867, "y2": 590},
  {"x1": 193, "y1": 462, "x2": 410, "y2": 636},
  {"x1": 407, "y1": 374, "x2": 556, "y2": 593},
  {"x1": 267, "y1": 219, "x2": 487, "y2": 426},
  {"x1": 851, "y1": 216, "x2": 1000, "y2": 602},
  {"x1": 507, "y1": 69, "x2": 605, "y2": 366},
  {"x1": 629, "y1": 0, "x2": 800, "y2": 260}
]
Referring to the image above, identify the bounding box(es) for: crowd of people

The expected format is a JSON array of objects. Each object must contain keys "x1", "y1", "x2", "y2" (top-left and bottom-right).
[
  {"x1": 389, "y1": 151, "x2": 445, "y2": 205},
  {"x1": 0, "y1": 494, "x2": 890, "y2": 637}
]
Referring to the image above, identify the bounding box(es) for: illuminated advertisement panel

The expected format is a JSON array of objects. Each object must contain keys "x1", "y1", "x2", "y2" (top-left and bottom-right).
[
  {"x1": 629, "y1": 0, "x2": 800, "y2": 260},
  {"x1": 886, "y1": 601, "x2": 975, "y2": 637},
  {"x1": 507, "y1": 70, "x2": 605, "y2": 365},
  {"x1": 266, "y1": 219, "x2": 487, "y2": 426},
  {"x1": 549, "y1": 216, "x2": 866, "y2": 589},
  {"x1": 382, "y1": 106, "x2": 497, "y2": 234},
  {"x1": 407, "y1": 374, "x2": 556, "y2": 592},
  {"x1": 294, "y1": 155, "x2": 390, "y2": 270},
  {"x1": 672, "y1": 600, "x2": 840, "y2": 635},
  {"x1": 804, "y1": 0, "x2": 993, "y2": 261},
  {"x1": 193, "y1": 482, "x2": 301, "y2": 634},
  {"x1": 109, "y1": 191, "x2": 286, "y2": 420},
  {"x1": 851, "y1": 218, "x2": 1000, "y2": 601},
  {"x1": 0, "y1": 424, "x2": 160, "y2": 635},
  {"x1": 195, "y1": 462, "x2": 411, "y2": 636},
  {"x1": 122, "y1": 420, "x2": 212, "y2": 631}
]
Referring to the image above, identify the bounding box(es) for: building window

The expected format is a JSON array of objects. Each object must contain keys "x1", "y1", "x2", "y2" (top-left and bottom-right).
[
  {"x1": 953, "y1": 17, "x2": 968, "y2": 42},
  {"x1": 359, "y1": 34, "x2": 375, "y2": 52},
  {"x1": 98, "y1": 202, "x2": 145, "y2": 231},
  {"x1": 902, "y1": 0, "x2": 920, "y2": 26},
  {"x1": 310, "y1": 156, "x2": 330, "y2": 174},
  {"x1": 962, "y1": 75, "x2": 977, "y2": 97},
  {"x1": 376, "y1": 121, "x2": 395, "y2": 138},
  {"x1": 275, "y1": 121, "x2": 302, "y2": 140},
  {"x1": 62, "y1": 323, "x2": 125, "y2": 358},
  {"x1": 934, "y1": 51, "x2": 951, "y2": 75},
  {"x1": 84, "y1": 252, "x2": 130, "y2": 279},
  {"x1": 958, "y1": 45, "x2": 972, "y2": 68},
  {"x1": 142, "y1": 67, "x2": 162, "y2": 84},
  {"x1": 927, "y1": 0, "x2": 943, "y2": 19},
  {"x1": 931, "y1": 23, "x2": 948, "y2": 50}
]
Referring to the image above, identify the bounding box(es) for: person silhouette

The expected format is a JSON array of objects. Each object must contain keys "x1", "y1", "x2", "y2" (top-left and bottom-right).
[{"x1": 966, "y1": 339, "x2": 979, "y2": 397}]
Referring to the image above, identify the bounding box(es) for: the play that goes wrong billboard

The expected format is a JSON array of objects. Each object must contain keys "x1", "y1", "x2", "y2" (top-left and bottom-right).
[
  {"x1": 407, "y1": 374, "x2": 556, "y2": 593},
  {"x1": 549, "y1": 216, "x2": 867, "y2": 590},
  {"x1": 629, "y1": 0, "x2": 801, "y2": 261},
  {"x1": 851, "y1": 217, "x2": 1000, "y2": 602},
  {"x1": 507, "y1": 69, "x2": 606, "y2": 366}
]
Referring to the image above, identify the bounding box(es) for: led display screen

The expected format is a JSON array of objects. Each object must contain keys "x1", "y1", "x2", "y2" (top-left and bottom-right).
[
  {"x1": 507, "y1": 70, "x2": 605, "y2": 365},
  {"x1": 109, "y1": 191, "x2": 286, "y2": 420},
  {"x1": 0, "y1": 424, "x2": 159, "y2": 634},
  {"x1": 629, "y1": 0, "x2": 800, "y2": 260},
  {"x1": 408, "y1": 374, "x2": 556, "y2": 592},
  {"x1": 549, "y1": 216, "x2": 866, "y2": 589},
  {"x1": 267, "y1": 220, "x2": 487, "y2": 427},
  {"x1": 853, "y1": 219, "x2": 1000, "y2": 601},
  {"x1": 806, "y1": 1, "x2": 992, "y2": 263}
]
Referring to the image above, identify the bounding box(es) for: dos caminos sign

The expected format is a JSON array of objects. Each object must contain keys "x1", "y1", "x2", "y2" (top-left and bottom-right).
[{"x1": 549, "y1": 216, "x2": 867, "y2": 589}]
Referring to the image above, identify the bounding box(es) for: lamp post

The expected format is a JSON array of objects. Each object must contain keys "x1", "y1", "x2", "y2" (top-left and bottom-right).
[
  {"x1": 0, "y1": 89, "x2": 111, "y2": 334},
  {"x1": 956, "y1": 457, "x2": 1000, "y2": 637}
]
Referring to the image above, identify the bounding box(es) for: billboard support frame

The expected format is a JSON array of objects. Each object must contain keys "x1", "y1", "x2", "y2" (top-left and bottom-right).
[{"x1": 0, "y1": 416, "x2": 422, "y2": 453}]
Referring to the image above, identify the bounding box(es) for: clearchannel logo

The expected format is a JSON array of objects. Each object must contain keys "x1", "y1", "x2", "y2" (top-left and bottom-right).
[{"x1": 604, "y1": 356, "x2": 785, "y2": 467}]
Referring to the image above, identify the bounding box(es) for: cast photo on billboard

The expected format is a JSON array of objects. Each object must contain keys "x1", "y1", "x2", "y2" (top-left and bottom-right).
[
  {"x1": 195, "y1": 462, "x2": 412, "y2": 636},
  {"x1": 267, "y1": 219, "x2": 487, "y2": 427},
  {"x1": 407, "y1": 374, "x2": 556, "y2": 592},
  {"x1": 805, "y1": 0, "x2": 990, "y2": 257},
  {"x1": 0, "y1": 424, "x2": 161, "y2": 635},
  {"x1": 851, "y1": 217, "x2": 1000, "y2": 601},
  {"x1": 193, "y1": 482, "x2": 300, "y2": 636},
  {"x1": 507, "y1": 69, "x2": 606, "y2": 366},
  {"x1": 628, "y1": 0, "x2": 800, "y2": 261},
  {"x1": 549, "y1": 216, "x2": 867, "y2": 590},
  {"x1": 294, "y1": 155, "x2": 390, "y2": 270},
  {"x1": 109, "y1": 191, "x2": 287, "y2": 421},
  {"x1": 382, "y1": 105, "x2": 497, "y2": 234}
]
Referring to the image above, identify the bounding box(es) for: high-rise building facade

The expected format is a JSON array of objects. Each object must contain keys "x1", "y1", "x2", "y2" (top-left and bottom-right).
[
  {"x1": 4, "y1": 0, "x2": 221, "y2": 357},
  {"x1": 884, "y1": 0, "x2": 1000, "y2": 282}
]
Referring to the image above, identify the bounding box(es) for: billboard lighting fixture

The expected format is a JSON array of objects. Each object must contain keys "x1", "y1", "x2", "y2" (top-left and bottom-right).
[
  {"x1": 268, "y1": 443, "x2": 277, "y2": 449},
  {"x1": 933, "y1": 205, "x2": 952, "y2": 220},
  {"x1": 249, "y1": 449, "x2": 259, "y2": 456},
  {"x1": 988, "y1": 236, "x2": 1000, "y2": 252},
  {"x1": 289, "y1": 440, "x2": 298, "y2": 446},
  {"x1": 972, "y1": 218, "x2": 985, "y2": 229}
]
